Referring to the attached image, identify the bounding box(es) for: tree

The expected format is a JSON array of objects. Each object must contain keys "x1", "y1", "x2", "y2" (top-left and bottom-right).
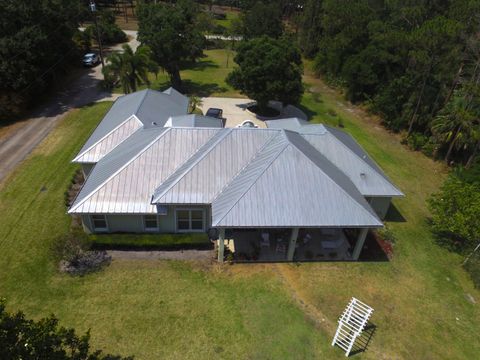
[
  {"x1": 0, "y1": 0, "x2": 83, "y2": 121},
  {"x1": 0, "y1": 299, "x2": 132, "y2": 359},
  {"x1": 427, "y1": 172, "x2": 480, "y2": 252},
  {"x1": 226, "y1": 36, "x2": 303, "y2": 111},
  {"x1": 85, "y1": 10, "x2": 127, "y2": 45},
  {"x1": 298, "y1": 0, "x2": 323, "y2": 57},
  {"x1": 137, "y1": 0, "x2": 205, "y2": 91},
  {"x1": 241, "y1": 1, "x2": 283, "y2": 39},
  {"x1": 103, "y1": 45, "x2": 155, "y2": 94}
]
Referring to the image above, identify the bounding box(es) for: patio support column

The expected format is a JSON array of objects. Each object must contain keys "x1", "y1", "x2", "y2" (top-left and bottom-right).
[
  {"x1": 287, "y1": 227, "x2": 299, "y2": 261},
  {"x1": 352, "y1": 228, "x2": 369, "y2": 260},
  {"x1": 217, "y1": 228, "x2": 225, "y2": 262}
]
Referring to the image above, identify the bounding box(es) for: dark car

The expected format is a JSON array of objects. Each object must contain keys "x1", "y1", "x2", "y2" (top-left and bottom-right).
[
  {"x1": 82, "y1": 53, "x2": 100, "y2": 67},
  {"x1": 206, "y1": 108, "x2": 223, "y2": 118},
  {"x1": 205, "y1": 108, "x2": 226, "y2": 127}
]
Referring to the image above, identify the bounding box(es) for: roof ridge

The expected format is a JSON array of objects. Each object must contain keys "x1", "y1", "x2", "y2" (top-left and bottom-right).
[
  {"x1": 319, "y1": 127, "x2": 402, "y2": 195},
  {"x1": 212, "y1": 132, "x2": 290, "y2": 226},
  {"x1": 133, "y1": 88, "x2": 151, "y2": 116},
  {"x1": 68, "y1": 128, "x2": 172, "y2": 213},
  {"x1": 151, "y1": 128, "x2": 231, "y2": 203},
  {"x1": 287, "y1": 134, "x2": 382, "y2": 225},
  {"x1": 72, "y1": 115, "x2": 142, "y2": 163}
]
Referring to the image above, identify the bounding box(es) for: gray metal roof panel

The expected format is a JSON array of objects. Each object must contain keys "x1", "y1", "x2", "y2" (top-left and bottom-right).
[
  {"x1": 212, "y1": 130, "x2": 382, "y2": 228},
  {"x1": 69, "y1": 128, "x2": 220, "y2": 214},
  {"x1": 265, "y1": 117, "x2": 309, "y2": 131},
  {"x1": 166, "y1": 114, "x2": 224, "y2": 128},
  {"x1": 153, "y1": 128, "x2": 278, "y2": 204},
  {"x1": 74, "y1": 89, "x2": 190, "y2": 162},
  {"x1": 302, "y1": 127, "x2": 403, "y2": 196}
]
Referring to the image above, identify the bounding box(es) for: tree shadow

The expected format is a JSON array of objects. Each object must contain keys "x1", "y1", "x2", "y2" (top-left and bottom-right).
[
  {"x1": 384, "y1": 203, "x2": 406, "y2": 222},
  {"x1": 181, "y1": 59, "x2": 220, "y2": 72},
  {"x1": 348, "y1": 322, "x2": 377, "y2": 357},
  {"x1": 182, "y1": 80, "x2": 227, "y2": 97},
  {"x1": 296, "y1": 103, "x2": 318, "y2": 120}
]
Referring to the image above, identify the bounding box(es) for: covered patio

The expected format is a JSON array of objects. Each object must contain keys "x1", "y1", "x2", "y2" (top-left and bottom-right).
[{"x1": 218, "y1": 227, "x2": 370, "y2": 262}]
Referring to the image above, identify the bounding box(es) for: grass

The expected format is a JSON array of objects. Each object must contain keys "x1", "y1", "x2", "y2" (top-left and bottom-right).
[
  {"x1": 0, "y1": 102, "x2": 331, "y2": 359},
  {"x1": 1, "y1": 49, "x2": 480, "y2": 359},
  {"x1": 115, "y1": 49, "x2": 242, "y2": 98},
  {"x1": 211, "y1": 9, "x2": 240, "y2": 33},
  {"x1": 90, "y1": 232, "x2": 211, "y2": 250}
]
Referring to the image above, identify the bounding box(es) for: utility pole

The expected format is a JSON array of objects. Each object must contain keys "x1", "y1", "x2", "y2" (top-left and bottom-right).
[{"x1": 89, "y1": 0, "x2": 105, "y2": 69}]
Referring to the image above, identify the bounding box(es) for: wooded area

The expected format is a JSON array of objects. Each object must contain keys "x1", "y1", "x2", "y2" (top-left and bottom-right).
[{"x1": 298, "y1": 0, "x2": 480, "y2": 168}]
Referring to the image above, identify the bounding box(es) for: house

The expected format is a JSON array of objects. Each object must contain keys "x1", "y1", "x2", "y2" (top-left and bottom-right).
[{"x1": 69, "y1": 88, "x2": 403, "y2": 262}]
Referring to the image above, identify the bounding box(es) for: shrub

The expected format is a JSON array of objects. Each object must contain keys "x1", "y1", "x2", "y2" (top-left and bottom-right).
[
  {"x1": 52, "y1": 230, "x2": 111, "y2": 276},
  {"x1": 405, "y1": 132, "x2": 429, "y2": 151},
  {"x1": 464, "y1": 251, "x2": 480, "y2": 288},
  {"x1": 0, "y1": 299, "x2": 132, "y2": 359},
  {"x1": 377, "y1": 224, "x2": 397, "y2": 244},
  {"x1": 427, "y1": 174, "x2": 480, "y2": 252}
]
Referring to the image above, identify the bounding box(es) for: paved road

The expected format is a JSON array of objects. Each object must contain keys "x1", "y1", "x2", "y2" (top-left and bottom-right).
[{"x1": 0, "y1": 30, "x2": 139, "y2": 184}]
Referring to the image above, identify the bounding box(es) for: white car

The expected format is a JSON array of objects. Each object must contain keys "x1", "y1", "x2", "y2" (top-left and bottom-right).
[
  {"x1": 82, "y1": 53, "x2": 100, "y2": 67},
  {"x1": 236, "y1": 120, "x2": 258, "y2": 128}
]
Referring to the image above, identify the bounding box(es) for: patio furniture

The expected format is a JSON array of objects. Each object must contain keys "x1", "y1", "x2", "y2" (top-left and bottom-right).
[
  {"x1": 322, "y1": 238, "x2": 344, "y2": 249},
  {"x1": 260, "y1": 232, "x2": 270, "y2": 247},
  {"x1": 276, "y1": 243, "x2": 286, "y2": 253}
]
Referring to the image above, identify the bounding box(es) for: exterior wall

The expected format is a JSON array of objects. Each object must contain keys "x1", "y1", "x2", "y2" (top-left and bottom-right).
[
  {"x1": 367, "y1": 197, "x2": 392, "y2": 220},
  {"x1": 79, "y1": 205, "x2": 211, "y2": 234},
  {"x1": 81, "y1": 163, "x2": 95, "y2": 178}
]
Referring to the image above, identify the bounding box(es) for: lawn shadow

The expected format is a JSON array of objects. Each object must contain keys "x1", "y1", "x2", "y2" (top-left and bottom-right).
[
  {"x1": 348, "y1": 322, "x2": 377, "y2": 357},
  {"x1": 385, "y1": 203, "x2": 406, "y2": 222},
  {"x1": 182, "y1": 80, "x2": 227, "y2": 97},
  {"x1": 182, "y1": 59, "x2": 220, "y2": 72},
  {"x1": 296, "y1": 103, "x2": 318, "y2": 121}
]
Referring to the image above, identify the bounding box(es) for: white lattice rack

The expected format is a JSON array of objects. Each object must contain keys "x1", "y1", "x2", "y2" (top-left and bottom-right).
[{"x1": 331, "y1": 297, "x2": 374, "y2": 357}]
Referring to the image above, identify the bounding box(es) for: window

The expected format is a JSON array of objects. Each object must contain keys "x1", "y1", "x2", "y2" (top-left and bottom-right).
[
  {"x1": 91, "y1": 215, "x2": 108, "y2": 231},
  {"x1": 144, "y1": 215, "x2": 159, "y2": 231},
  {"x1": 176, "y1": 209, "x2": 205, "y2": 232}
]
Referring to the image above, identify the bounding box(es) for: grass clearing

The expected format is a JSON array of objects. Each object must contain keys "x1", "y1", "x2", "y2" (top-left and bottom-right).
[
  {"x1": 1, "y1": 49, "x2": 479, "y2": 359},
  {"x1": 116, "y1": 49, "x2": 242, "y2": 98},
  {"x1": 0, "y1": 102, "x2": 332, "y2": 359}
]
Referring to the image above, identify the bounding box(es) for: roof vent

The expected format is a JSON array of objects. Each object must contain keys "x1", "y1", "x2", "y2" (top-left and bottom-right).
[
  {"x1": 152, "y1": 121, "x2": 158, "y2": 126},
  {"x1": 360, "y1": 172, "x2": 366, "y2": 179}
]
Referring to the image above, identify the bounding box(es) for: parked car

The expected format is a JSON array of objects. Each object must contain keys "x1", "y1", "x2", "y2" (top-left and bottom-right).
[
  {"x1": 236, "y1": 120, "x2": 258, "y2": 128},
  {"x1": 82, "y1": 53, "x2": 100, "y2": 67},
  {"x1": 205, "y1": 107, "x2": 226, "y2": 126}
]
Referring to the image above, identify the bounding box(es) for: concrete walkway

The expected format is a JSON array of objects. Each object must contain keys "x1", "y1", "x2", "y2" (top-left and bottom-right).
[{"x1": 108, "y1": 249, "x2": 214, "y2": 261}]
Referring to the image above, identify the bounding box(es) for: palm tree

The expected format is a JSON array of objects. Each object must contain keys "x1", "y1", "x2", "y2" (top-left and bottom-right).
[
  {"x1": 189, "y1": 96, "x2": 203, "y2": 114},
  {"x1": 432, "y1": 92, "x2": 476, "y2": 163},
  {"x1": 102, "y1": 44, "x2": 155, "y2": 94}
]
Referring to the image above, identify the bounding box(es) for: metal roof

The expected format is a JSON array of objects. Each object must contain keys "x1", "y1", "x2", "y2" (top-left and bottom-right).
[
  {"x1": 69, "y1": 128, "x2": 220, "y2": 213},
  {"x1": 164, "y1": 114, "x2": 224, "y2": 128},
  {"x1": 264, "y1": 117, "x2": 309, "y2": 131},
  {"x1": 73, "y1": 115, "x2": 143, "y2": 163},
  {"x1": 211, "y1": 130, "x2": 382, "y2": 228},
  {"x1": 266, "y1": 120, "x2": 403, "y2": 197},
  {"x1": 152, "y1": 128, "x2": 278, "y2": 204},
  {"x1": 74, "y1": 88, "x2": 188, "y2": 163}
]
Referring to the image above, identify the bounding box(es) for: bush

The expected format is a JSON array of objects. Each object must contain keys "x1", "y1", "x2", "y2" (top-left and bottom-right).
[
  {"x1": 377, "y1": 224, "x2": 397, "y2": 244},
  {"x1": 464, "y1": 251, "x2": 480, "y2": 288},
  {"x1": 52, "y1": 230, "x2": 111, "y2": 276},
  {"x1": 0, "y1": 299, "x2": 132, "y2": 359},
  {"x1": 405, "y1": 132, "x2": 429, "y2": 151},
  {"x1": 427, "y1": 174, "x2": 480, "y2": 252}
]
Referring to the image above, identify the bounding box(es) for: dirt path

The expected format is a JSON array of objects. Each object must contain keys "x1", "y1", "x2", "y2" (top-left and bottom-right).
[{"x1": 0, "y1": 30, "x2": 138, "y2": 184}]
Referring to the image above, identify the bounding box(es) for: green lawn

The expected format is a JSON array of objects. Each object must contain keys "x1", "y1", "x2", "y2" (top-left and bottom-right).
[
  {"x1": 116, "y1": 49, "x2": 242, "y2": 98},
  {"x1": 0, "y1": 103, "x2": 331, "y2": 359},
  {"x1": 1, "y1": 49, "x2": 480, "y2": 359},
  {"x1": 212, "y1": 10, "x2": 240, "y2": 33}
]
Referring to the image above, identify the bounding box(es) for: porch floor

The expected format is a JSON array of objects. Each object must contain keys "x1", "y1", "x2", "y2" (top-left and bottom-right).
[{"x1": 225, "y1": 229, "x2": 352, "y2": 262}]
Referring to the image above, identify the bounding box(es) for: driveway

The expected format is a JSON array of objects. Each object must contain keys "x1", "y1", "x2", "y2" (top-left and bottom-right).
[
  {"x1": 199, "y1": 97, "x2": 266, "y2": 128},
  {"x1": 199, "y1": 97, "x2": 307, "y2": 128},
  {"x1": 0, "y1": 30, "x2": 139, "y2": 184}
]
